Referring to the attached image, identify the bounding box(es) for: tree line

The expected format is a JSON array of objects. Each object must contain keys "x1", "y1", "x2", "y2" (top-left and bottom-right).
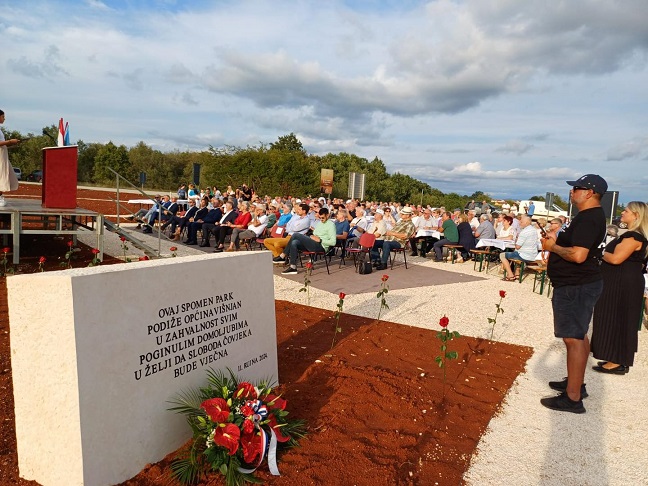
[{"x1": 3, "y1": 127, "x2": 558, "y2": 209}]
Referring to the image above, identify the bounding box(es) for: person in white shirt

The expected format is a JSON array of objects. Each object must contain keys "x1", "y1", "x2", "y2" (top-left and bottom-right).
[
  {"x1": 500, "y1": 215, "x2": 539, "y2": 281},
  {"x1": 467, "y1": 210, "x2": 480, "y2": 232},
  {"x1": 367, "y1": 211, "x2": 387, "y2": 241},
  {"x1": 410, "y1": 208, "x2": 439, "y2": 257},
  {"x1": 227, "y1": 203, "x2": 268, "y2": 251},
  {"x1": 347, "y1": 206, "x2": 370, "y2": 246}
]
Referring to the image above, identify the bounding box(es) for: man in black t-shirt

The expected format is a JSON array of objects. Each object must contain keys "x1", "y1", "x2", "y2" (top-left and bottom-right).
[{"x1": 540, "y1": 174, "x2": 607, "y2": 414}]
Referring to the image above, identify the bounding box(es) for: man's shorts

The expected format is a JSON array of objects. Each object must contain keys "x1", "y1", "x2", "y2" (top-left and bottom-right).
[
  {"x1": 552, "y1": 280, "x2": 604, "y2": 339},
  {"x1": 502, "y1": 250, "x2": 531, "y2": 262}
]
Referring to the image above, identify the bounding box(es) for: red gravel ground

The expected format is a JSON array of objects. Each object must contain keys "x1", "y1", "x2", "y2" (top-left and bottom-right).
[{"x1": 0, "y1": 185, "x2": 533, "y2": 485}]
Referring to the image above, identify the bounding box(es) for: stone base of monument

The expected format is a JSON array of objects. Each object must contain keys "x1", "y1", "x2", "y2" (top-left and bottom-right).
[{"x1": 8, "y1": 252, "x2": 277, "y2": 486}]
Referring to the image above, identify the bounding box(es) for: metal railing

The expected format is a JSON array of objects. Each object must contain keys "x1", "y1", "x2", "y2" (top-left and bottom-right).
[{"x1": 108, "y1": 167, "x2": 163, "y2": 257}]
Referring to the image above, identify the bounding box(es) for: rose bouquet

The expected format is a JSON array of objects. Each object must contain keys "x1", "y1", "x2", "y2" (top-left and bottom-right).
[{"x1": 168, "y1": 368, "x2": 306, "y2": 485}]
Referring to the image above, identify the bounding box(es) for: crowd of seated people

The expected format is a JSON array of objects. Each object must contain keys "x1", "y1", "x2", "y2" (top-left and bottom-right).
[{"x1": 127, "y1": 185, "x2": 570, "y2": 275}]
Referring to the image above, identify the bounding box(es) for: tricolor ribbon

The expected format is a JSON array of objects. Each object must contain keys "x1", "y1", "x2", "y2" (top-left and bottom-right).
[{"x1": 237, "y1": 427, "x2": 280, "y2": 476}]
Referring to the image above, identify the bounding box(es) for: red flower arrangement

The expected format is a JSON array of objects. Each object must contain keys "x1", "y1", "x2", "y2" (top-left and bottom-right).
[
  {"x1": 38, "y1": 256, "x2": 46, "y2": 272},
  {"x1": 169, "y1": 369, "x2": 305, "y2": 485},
  {"x1": 170, "y1": 246, "x2": 178, "y2": 257}
]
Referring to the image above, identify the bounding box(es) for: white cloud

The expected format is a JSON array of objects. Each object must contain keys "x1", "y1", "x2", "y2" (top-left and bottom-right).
[
  {"x1": 2, "y1": 0, "x2": 648, "y2": 202},
  {"x1": 496, "y1": 140, "x2": 535, "y2": 155},
  {"x1": 606, "y1": 136, "x2": 648, "y2": 161}
]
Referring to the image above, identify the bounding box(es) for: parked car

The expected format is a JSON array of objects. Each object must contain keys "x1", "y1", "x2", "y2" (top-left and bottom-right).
[
  {"x1": 26, "y1": 170, "x2": 43, "y2": 182},
  {"x1": 12, "y1": 167, "x2": 22, "y2": 180},
  {"x1": 515, "y1": 200, "x2": 568, "y2": 221},
  {"x1": 463, "y1": 202, "x2": 500, "y2": 215}
]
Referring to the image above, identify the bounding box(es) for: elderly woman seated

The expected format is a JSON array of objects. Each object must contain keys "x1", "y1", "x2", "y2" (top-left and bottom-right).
[
  {"x1": 500, "y1": 215, "x2": 539, "y2": 281},
  {"x1": 497, "y1": 215, "x2": 517, "y2": 240}
]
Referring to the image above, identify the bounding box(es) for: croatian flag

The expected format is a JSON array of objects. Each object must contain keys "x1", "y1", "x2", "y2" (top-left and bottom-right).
[
  {"x1": 57, "y1": 118, "x2": 65, "y2": 147},
  {"x1": 64, "y1": 122, "x2": 70, "y2": 146}
]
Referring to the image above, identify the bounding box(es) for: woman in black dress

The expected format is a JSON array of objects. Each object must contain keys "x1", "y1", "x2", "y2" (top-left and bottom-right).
[{"x1": 591, "y1": 201, "x2": 648, "y2": 374}]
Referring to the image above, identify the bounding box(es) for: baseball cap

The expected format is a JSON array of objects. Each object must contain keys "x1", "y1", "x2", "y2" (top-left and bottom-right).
[{"x1": 566, "y1": 174, "x2": 608, "y2": 195}]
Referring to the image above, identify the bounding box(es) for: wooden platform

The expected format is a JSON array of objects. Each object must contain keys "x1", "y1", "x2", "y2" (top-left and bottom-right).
[{"x1": 0, "y1": 198, "x2": 104, "y2": 264}]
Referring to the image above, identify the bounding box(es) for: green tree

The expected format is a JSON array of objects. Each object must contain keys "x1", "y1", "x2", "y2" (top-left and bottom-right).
[
  {"x1": 93, "y1": 142, "x2": 134, "y2": 184},
  {"x1": 270, "y1": 132, "x2": 306, "y2": 154},
  {"x1": 77, "y1": 141, "x2": 102, "y2": 183}
]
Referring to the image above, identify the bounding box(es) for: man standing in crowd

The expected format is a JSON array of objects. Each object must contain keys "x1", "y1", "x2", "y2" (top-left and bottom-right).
[{"x1": 541, "y1": 174, "x2": 607, "y2": 414}]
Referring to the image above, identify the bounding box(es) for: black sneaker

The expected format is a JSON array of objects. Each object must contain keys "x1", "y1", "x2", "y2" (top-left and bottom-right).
[
  {"x1": 548, "y1": 378, "x2": 588, "y2": 398},
  {"x1": 540, "y1": 392, "x2": 586, "y2": 414},
  {"x1": 273, "y1": 256, "x2": 286, "y2": 264},
  {"x1": 282, "y1": 266, "x2": 297, "y2": 274}
]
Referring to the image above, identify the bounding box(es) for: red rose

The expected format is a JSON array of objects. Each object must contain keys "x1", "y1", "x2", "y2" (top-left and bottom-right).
[
  {"x1": 240, "y1": 405, "x2": 254, "y2": 417},
  {"x1": 499, "y1": 290, "x2": 506, "y2": 298},
  {"x1": 439, "y1": 316, "x2": 449, "y2": 328},
  {"x1": 91, "y1": 248, "x2": 100, "y2": 255},
  {"x1": 120, "y1": 236, "x2": 126, "y2": 242},
  {"x1": 67, "y1": 241, "x2": 73, "y2": 247},
  {"x1": 305, "y1": 262, "x2": 313, "y2": 269},
  {"x1": 138, "y1": 256, "x2": 149, "y2": 261},
  {"x1": 381, "y1": 274, "x2": 389, "y2": 282},
  {"x1": 2, "y1": 247, "x2": 10, "y2": 253},
  {"x1": 242, "y1": 418, "x2": 255, "y2": 434},
  {"x1": 240, "y1": 430, "x2": 263, "y2": 463},
  {"x1": 214, "y1": 423, "x2": 240, "y2": 455},
  {"x1": 265, "y1": 394, "x2": 287, "y2": 411},
  {"x1": 169, "y1": 246, "x2": 178, "y2": 252},
  {"x1": 339, "y1": 292, "x2": 346, "y2": 300},
  {"x1": 234, "y1": 382, "x2": 258, "y2": 400},
  {"x1": 201, "y1": 398, "x2": 230, "y2": 423},
  {"x1": 39, "y1": 256, "x2": 46, "y2": 264}
]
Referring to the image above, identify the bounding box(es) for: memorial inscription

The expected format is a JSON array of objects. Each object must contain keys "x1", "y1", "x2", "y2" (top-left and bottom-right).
[{"x1": 135, "y1": 291, "x2": 254, "y2": 380}]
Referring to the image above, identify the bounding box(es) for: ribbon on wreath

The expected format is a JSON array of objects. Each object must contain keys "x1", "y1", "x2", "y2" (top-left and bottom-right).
[
  {"x1": 237, "y1": 399, "x2": 281, "y2": 476},
  {"x1": 237, "y1": 427, "x2": 281, "y2": 476}
]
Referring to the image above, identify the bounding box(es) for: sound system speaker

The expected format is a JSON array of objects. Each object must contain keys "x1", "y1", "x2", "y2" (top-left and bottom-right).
[
  {"x1": 193, "y1": 163, "x2": 201, "y2": 186},
  {"x1": 568, "y1": 191, "x2": 618, "y2": 224}
]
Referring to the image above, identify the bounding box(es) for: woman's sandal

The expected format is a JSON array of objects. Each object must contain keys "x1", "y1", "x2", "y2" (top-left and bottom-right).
[{"x1": 502, "y1": 276, "x2": 517, "y2": 282}]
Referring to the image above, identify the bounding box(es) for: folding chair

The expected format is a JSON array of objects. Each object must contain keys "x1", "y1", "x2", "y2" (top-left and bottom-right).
[
  {"x1": 345, "y1": 233, "x2": 376, "y2": 272},
  {"x1": 389, "y1": 238, "x2": 412, "y2": 269},
  {"x1": 299, "y1": 248, "x2": 331, "y2": 274}
]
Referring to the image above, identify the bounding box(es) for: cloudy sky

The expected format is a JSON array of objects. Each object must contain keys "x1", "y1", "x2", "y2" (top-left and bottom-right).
[{"x1": 2, "y1": 0, "x2": 647, "y2": 202}]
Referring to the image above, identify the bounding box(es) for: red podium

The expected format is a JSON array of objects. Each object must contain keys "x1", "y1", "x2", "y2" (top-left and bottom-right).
[{"x1": 42, "y1": 146, "x2": 78, "y2": 209}]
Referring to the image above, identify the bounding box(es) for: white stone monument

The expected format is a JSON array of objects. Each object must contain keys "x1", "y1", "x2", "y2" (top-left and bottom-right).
[{"x1": 8, "y1": 252, "x2": 278, "y2": 486}]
